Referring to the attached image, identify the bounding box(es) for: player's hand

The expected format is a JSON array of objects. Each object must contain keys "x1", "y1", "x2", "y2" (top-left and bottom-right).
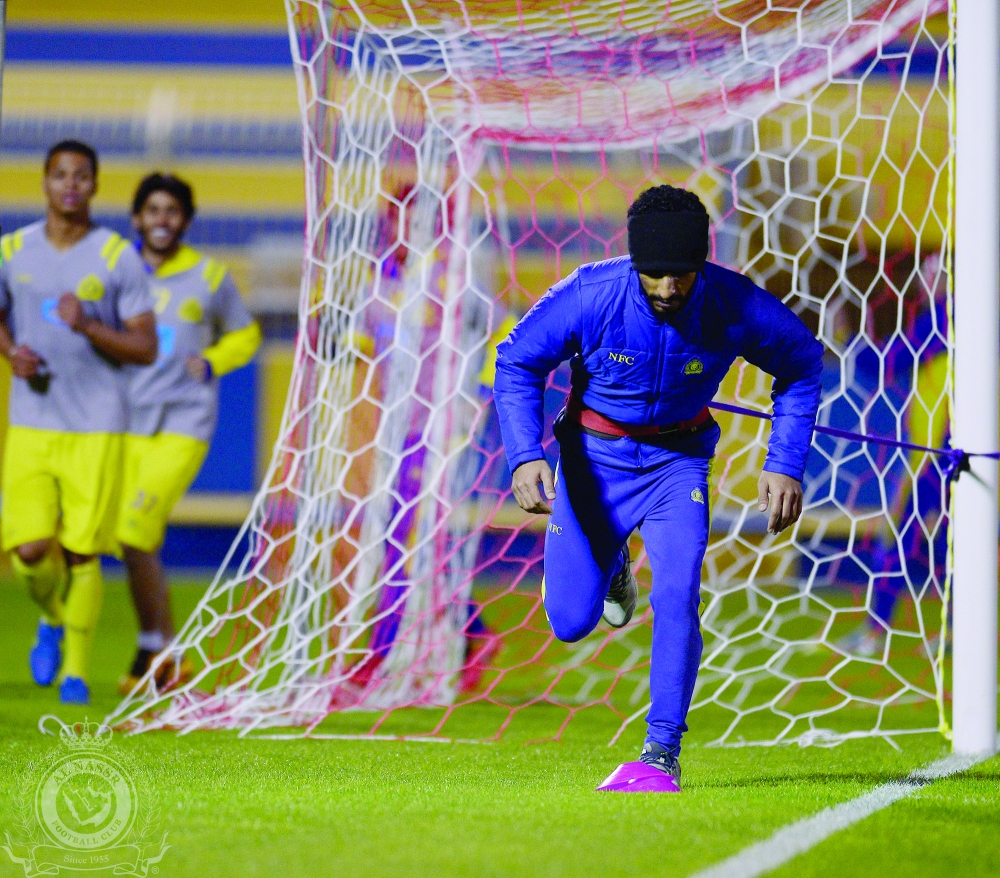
[
  {"x1": 186, "y1": 356, "x2": 211, "y2": 382},
  {"x1": 512, "y1": 459, "x2": 556, "y2": 515},
  {"x1": 57, "y1": 293, "x2": 91, "y2": 333},
  {"x1": 9, "y1": 344, "x2": 42, "y2": 378},
  {"x1": 757, "y1": 471, "x2": 803, "y2": 534}
]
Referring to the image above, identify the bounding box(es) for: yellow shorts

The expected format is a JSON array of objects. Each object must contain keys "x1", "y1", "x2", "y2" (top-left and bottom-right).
[
  {"x1": 116, "y1": 432, "x2": 209, "y2": 552},
  {"x1": 1, "y1": 427, "x2": 124, "y2": 555}
]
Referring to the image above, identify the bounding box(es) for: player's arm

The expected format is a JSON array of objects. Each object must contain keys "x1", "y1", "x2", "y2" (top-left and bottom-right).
[
  {"x1": 494, "y1": 273, "x2": 583, "y2": 514},
  {"x1": 740, "y1": 285, "x2": 824, "y2": 534},
  {"x1": 0, "y1": 262, "x2": 43, "y2": 377},
  {"x1": 187, "y1": 322, "x2": 262, "y2": 382},
  {"x1": 0, "y1": 312, "x2": 43, "y2": 378},
  {"x1": 186, "y1": 272, "x2": 261, "y2": 382},
  {"x1": 57, "y1": 295, "x2": 157, "y2": 365},
  {"x1": 57, "y1": 245, "x2": 158, "y2": 365}
]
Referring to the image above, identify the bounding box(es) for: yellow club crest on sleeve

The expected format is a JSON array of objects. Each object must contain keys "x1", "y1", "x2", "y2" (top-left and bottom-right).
[
  {"x1": 76, "y1": 273, "x2": 105, "y2": 301},
  {"x1": 683, "y1": 358, "x2": 704, "y2": 375},
  {"x1": 690, "y1": 487, "x2": 705, "y2": 504},
  {"x1": 178, "y1": 297, "x2": 204, "y2": 323}
]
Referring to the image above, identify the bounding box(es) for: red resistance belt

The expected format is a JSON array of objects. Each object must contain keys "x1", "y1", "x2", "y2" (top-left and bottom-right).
[{"x1": 565, "y1": 394, "x2": 713, "y2": 440}]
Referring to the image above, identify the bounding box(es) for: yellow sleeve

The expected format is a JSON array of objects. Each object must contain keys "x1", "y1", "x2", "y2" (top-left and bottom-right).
[
  {"x1": 202, "y1": 321, "x2": 263, "y2": 378},
  {"x1": 477, "y1": 314, "x2": 519, "y2": 389}
]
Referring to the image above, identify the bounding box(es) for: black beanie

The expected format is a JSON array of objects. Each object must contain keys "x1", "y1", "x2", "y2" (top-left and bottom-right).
[{"x1": 627, "y1": 211, "x2": 710, "y2": 275}]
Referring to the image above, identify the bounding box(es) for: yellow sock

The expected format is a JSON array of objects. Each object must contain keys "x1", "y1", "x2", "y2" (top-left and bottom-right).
[
  {"x1": 12, "y1": 550, "x2": 66, "y2": 626},
  {"x1": 61, "y1": 558, "x2": 104, "y2": 682}
]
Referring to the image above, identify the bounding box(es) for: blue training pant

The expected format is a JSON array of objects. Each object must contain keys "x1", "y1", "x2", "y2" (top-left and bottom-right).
[{"x1": 543, "y1": 417, "x2": 714, "y2": 754}]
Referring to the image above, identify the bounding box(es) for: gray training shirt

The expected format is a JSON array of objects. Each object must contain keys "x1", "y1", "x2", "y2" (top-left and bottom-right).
[
  {"x1": 126, "y1": 245, "x2": 255, "y2": 443},
  {"x1": 0, "y1": 221, "x2": 153, "y2": 434}
]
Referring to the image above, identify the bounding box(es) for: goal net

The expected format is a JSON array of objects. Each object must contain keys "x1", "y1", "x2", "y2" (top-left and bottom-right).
[{"x1": 111, "y1": 0, "x2": 954, "y2": 748}]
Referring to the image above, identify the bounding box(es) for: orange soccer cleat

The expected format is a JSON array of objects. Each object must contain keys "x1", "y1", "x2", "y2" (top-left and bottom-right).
[{"x1": 118, "y1": 649, "x2": 195, "y2": 697}]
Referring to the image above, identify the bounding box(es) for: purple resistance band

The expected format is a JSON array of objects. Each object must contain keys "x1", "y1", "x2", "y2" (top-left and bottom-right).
[{"x1": 706, "y1": 400, "x2": 1000, "y2": 481}]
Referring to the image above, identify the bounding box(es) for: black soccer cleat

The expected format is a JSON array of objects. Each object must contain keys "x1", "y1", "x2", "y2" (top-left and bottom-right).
[
  {"x1": 640, "y1": 741, "x2": 682, "y2": 785},
  {"x1": 602, "y1": 547, "x2": 638, "y2": 628}
]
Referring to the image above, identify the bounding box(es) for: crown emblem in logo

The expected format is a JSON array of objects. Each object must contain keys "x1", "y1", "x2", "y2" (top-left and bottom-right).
[{"x1": 54, "y1": 719, "x2": 114, "y2": 751}]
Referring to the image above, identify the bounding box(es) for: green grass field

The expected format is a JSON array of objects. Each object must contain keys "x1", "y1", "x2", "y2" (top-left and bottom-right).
[{"x1": 1, "y1": 573, "x2": 998, "y2": 878}]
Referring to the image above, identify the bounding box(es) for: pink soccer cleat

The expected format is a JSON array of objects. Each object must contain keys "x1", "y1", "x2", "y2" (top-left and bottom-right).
[
  {"x1": 596, "y1": 742, "x2": 681, "y2": 793},
  {"x1": 596, "y1": 761, "x2": 681, "y2": 793}
]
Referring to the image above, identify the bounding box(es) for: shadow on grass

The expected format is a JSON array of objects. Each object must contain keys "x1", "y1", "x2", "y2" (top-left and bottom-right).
[{"x1": 695, "y1": 770, "x2": 907, "y2": 790}]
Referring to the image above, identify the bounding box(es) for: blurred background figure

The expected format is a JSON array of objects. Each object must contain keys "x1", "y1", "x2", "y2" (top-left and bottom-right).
[{"x1": 836, "y1": 254, "x2": 951, "y2": 658}]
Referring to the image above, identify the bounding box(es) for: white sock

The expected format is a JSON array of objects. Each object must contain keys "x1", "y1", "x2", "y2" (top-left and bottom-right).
[{"x1": 137, "y1": 630, "x2": 167, "y2": 652}]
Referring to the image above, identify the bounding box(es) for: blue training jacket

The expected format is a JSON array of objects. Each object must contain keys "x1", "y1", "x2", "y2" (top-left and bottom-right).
[{"x1": 494, "y1": 256, "x2": 824, "y2": 480}]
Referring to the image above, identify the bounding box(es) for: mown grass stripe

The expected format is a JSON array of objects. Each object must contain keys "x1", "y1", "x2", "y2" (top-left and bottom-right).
[{"x1": 690, "y1": 745, "x2": 998, "y2": 878}]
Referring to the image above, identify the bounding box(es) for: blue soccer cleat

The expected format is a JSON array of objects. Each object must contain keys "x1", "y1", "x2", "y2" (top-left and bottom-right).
[
  {"x1": 29, "y1": 621, "x2": 64, "y2": 686},
  {"x1": 59, "y1": 676, "x2": 90, "y2": 705}
]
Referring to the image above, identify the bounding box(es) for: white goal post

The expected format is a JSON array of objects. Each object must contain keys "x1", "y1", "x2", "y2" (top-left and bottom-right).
[{"x1": 952, "y1": 0, "x2": 1000, "y2": 756}]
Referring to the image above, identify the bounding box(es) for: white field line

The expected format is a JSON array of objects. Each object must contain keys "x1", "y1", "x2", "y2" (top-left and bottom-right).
[
  {"x1": 246, "y1": 732, "x2": 488, "y2": 744},
  {"x1": 690, "y1": 741, "x2": 999, "y2": 878}
]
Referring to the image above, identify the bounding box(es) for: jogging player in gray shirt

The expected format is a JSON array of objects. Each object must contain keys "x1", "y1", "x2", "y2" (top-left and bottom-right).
[
  {"x1": 0, "y1": 140, "x2": 157, "y2": 705},
  {"x1": 116, "y1": 172, "x2": 261, "y2": 696}
]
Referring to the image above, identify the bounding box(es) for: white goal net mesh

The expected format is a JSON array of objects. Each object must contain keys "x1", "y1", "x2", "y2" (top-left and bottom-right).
[{"x1": 110, "y1": 0, "x2": 954, "y2": 747}]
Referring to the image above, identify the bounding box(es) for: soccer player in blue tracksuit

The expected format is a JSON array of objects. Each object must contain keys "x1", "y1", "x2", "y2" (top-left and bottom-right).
[{"x1": 493, "y1": 185, "x2": 823, "y2": 788}]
